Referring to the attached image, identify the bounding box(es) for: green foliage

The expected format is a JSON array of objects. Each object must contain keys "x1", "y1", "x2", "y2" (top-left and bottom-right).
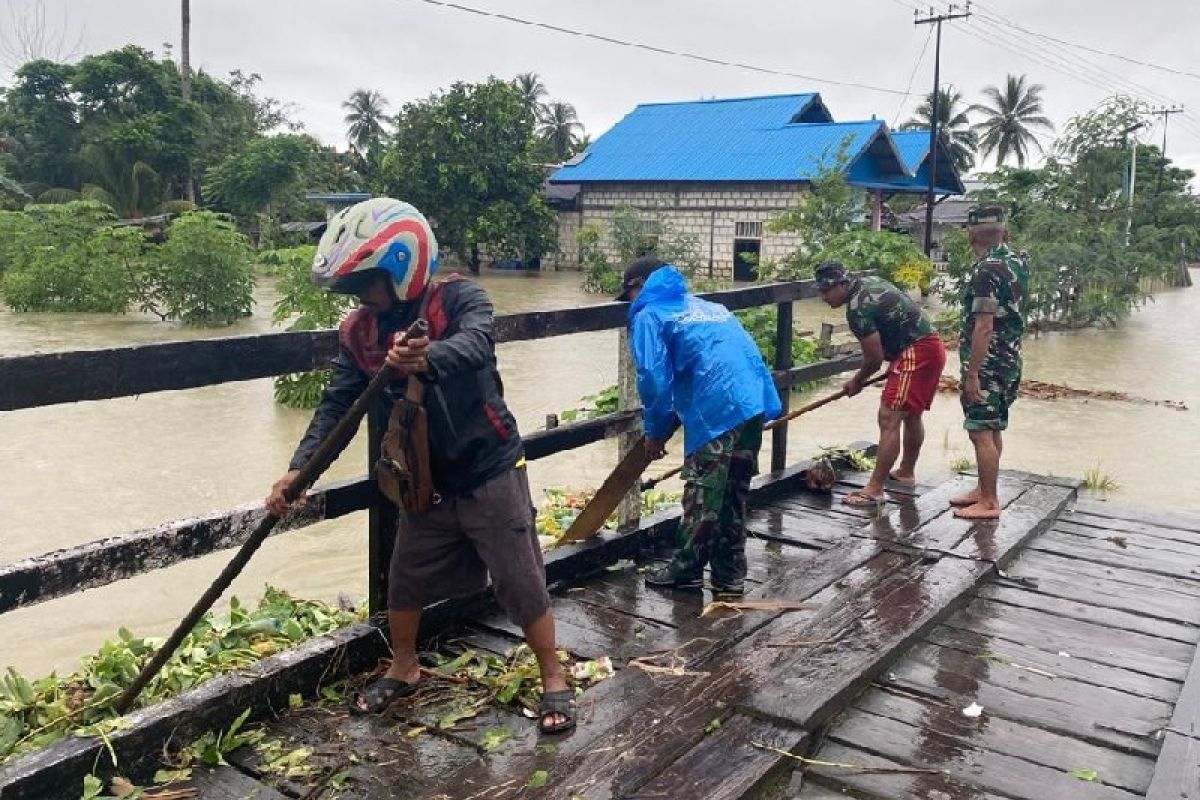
[
  {"x1": 1082, "y1": 466, "x2": 1118, "y2": 493},
  {"x1": 0, "y1": 587, "x2": 362, "y2": 766},
  {"x1": 145, "y1": 212, "x2": 254, "y2": 325},
  {"x1": 204, "y1": 134, "x2": 313, "y2": 219},
  {"x1": 577, "y1": 204, "x2": 704, "y2": 294},
  {"x1": 817, "y1": 229, "x2": 934, "y2": 291},
  {"x1": 945, "y1": 96, "x2": 1200, "y2": 330},
  {"x1": 378, "y1": 79, "x2": 555, "y2": 263},
  {"x1": 0, "y1": 201, "x2": 142, "y2": 312},
  {"x1": 734, "y1": 305, "x2": 821, "y2": 369},
  {"x1": 560, "y1": 385, "x2": 619, "y2": 422},
  {"x1": 264, "y1": 246, "x2": 355, "y2": 408}
]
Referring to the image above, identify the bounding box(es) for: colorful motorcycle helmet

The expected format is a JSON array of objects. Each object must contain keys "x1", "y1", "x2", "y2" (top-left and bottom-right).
[{"x1": 311, "y1": 197, "x2": 439, "y2": 301}]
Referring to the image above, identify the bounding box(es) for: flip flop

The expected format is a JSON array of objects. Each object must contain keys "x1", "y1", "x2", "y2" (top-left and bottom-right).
[
  {"x1": 842, "y1": 491, "x2": 885, "y2": 508},
  {"x1": 538, "y1": 688, "x2": 577, "y2": 734},
  {"x1": 349, "y1": 676, "x2": 420, "y2": 715}
]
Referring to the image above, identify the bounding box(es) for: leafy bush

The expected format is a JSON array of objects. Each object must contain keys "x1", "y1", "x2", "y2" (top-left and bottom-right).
[
  {"x1": 0, "y1": 201, "x2": 143, "y2": 312},
  {"x1": 263, "y1": 246, "x2": 355, "y2": 408},
  {"x1": 577, "y1": 204, "x2": 704, "y2": 294},
  {"x1": 144, "y1": 212, "x2": 255, "y2": 325}
]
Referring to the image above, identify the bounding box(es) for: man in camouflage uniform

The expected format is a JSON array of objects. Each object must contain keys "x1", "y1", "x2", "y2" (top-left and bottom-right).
[
  {"x1": 816, "y1": 262, "x2": 947, "y2": 506},
  {"x1": 952, "y1": 204, "x2": 1029, "y2": 519},
  {"x1": 616, "y1": 258, "x2": 781, "y2": 595}
]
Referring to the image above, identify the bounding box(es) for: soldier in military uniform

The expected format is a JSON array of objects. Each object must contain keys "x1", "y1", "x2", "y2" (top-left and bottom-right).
[
  {"x1": 815, "y1": 262, "x2": 947, "y2": 507},
  {"x1": 952, "y1": 204, "x2": 1029, "y2": 519}
]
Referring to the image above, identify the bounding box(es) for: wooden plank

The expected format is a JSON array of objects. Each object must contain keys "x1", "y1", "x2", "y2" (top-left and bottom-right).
[
  {"x1": 883, "y1": 476, "x2": 1029, "y2": 554},
  {"x1": 926, "y1": 625, "x2": 1184, "y2": 702},
  {"x1": 628, "y1": 714, "x2": 805, "y2": 800},
  {"x1": 1056, "y1": 518, "x2": 1200, "y2": 560},
  {"x1": 852, "y1": 689, "x2": 1156, "y2": 792},
  {"x1": 884, "y1": 641, "x2": 1175, "y2": 741},
  {"x1": 185, "y1": 765, "x2": 288, "y2": 799},
  {"x1": 826, "y1": 705, "x2": 1143, "y2": 799},
  {"x1": 1145, "y1": 731, "x2": 1200, "y2": 800},
  {"x1": 950, "y1": 483, "x2": 1076, "y2": 566},
  {"x1": 1073, "y1": 499, "x2": 1200, "y2": 535},
  {"x1": 996, "y1": 557, "x2": 1200, "y2": 626},
  {"x1": 1063, "y1": 509, "x2": 1200, "y2": 547},
  {"x1": 978, "y1": 583, "x2": 1200, "y2": 644},
  {"x1": 0, "y1": 280, "x2": 827, "y2": 411},
  {"x1": 1007, "y1": 548, "x2": 1200, "y2": 600},
  {"x1": 1030, "y1": 530, "x2": 1200, "y2": 582},
  {"x1": 946, "y1": 599, "x2": 1194, "y2": 679},
  {"x1": 804, "y1": 741, "x2": 1012, "y2": 800}
]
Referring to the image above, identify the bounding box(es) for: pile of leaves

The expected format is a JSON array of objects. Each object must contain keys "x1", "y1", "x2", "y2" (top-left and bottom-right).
[
  {"x1": 0, "y1": 587, "x2": 362, "y2": 765},
  {"x1": 814, "y1": 446, "x2": 877, "y2": 472},
  {"x1": 535, "y1": 487, "x2": 681, "y2": 548}
]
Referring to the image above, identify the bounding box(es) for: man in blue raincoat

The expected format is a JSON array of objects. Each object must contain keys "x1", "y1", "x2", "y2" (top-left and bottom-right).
[{"x1": 617, "y1": 258, "x2": 782, "y2": 594}]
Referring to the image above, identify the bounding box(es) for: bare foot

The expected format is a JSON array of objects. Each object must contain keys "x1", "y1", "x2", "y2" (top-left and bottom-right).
[
  {"x1": 888, "y1": 471, "x2": 917, "y2": 487},
  {"x1": 949, "y1": 488, "x2": 982, "y2": 507},
  {"x1": 384, "y1": 659, "x2": 421, "y2": 685},
  {"x1": 953, "y1": 501, "x2": 1001, "y2": 520}
]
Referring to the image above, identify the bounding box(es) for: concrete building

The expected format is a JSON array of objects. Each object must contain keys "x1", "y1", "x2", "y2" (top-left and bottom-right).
[{"x1": 547, "y1": 93, "x2": 963, "y2": 280}]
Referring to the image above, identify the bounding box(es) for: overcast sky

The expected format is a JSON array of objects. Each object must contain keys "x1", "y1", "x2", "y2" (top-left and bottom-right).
[{"x1": 11, "y1": 0, "x2": 1200, "y2": 186}]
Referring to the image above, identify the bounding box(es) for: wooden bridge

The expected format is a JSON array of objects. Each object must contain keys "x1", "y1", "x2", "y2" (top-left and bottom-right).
[{"x1": 2, "y1": 279, "x2": 1199, "y2": 799}]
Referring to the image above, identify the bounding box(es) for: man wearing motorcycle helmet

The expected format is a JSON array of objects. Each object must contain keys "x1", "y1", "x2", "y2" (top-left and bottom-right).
[{"x1": 266, "y1": 198, "x2": 573, "y2": 733}]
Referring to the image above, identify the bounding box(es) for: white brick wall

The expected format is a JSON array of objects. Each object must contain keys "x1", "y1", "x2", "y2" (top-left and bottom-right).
[{"x1": 555, "y1": 182, "x2": 808, "y2": 281}]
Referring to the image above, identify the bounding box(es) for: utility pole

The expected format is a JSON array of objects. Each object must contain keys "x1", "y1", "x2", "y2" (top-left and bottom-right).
[
  {"x1": 914, "y1": 3, "x2": 970, "y2": 258},
  {"x1": 1150, "y1": 105, "x2": 1183, "y2": 195},
  {"x1": 1118, "y1": 121, "x2": 1146, "y2": 247},
  {"x1": 181, "y1": 0, "x2": 195, "y2": 204}
]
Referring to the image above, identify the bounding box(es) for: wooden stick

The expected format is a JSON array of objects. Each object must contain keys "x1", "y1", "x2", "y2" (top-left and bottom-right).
[
  {"x1": 113, "y1": 319, "x2": 429, "y2": 714},
  {"x1": 640, "y1": 372, "x2": 886, "y2": 490}
]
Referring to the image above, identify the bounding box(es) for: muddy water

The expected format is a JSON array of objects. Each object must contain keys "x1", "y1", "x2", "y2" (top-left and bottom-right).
[{"x1": 1, "y1": 271, "x2": 1197, "y2": 677}]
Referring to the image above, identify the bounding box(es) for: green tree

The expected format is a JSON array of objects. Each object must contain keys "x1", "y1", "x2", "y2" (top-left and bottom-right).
[
  {"x1": 204, "y1": 134, "x2": 312, "y2": 221},
  {"x1": 538, "y1": 101, "x2": 583, "y2": 162},
  {"x1": 0, "y1": 201, "x2": 143, "y2": 312},
  {"x1": 263, "y1": 245, "x2": 356, "y2": 407},
  {"x1": 342, "y1": 89, "x2": 389, "y2": 156},
  {"x1": 78, "y1": 142, "x2": 162, "y2": 218},
  {"x1": 145, "y1": 211, "x2": 254, "y2": 324},
  {"x1": 576, "y1": 204, "x2": 704, "y2": 294},
  {"x1": 970, "y1": 74, "x2": 1054, "y2": 167},
  {"x1": 766, "y1": 143, "x2": 864, "y2": 278},
  {"x1": 513, "y1": 72, "x2": 547, "y2": 121},
  {"x1": 378, "y1": 78, "x2": 556, "y2": 264},
  {"x1": 903, "y1": 87, "x2": 978, "y2": 174}
]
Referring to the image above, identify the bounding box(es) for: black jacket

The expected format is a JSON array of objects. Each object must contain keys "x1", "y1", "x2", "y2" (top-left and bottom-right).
[{"x1": 289, "y1": 279, "x2": 523, "y2": 495}]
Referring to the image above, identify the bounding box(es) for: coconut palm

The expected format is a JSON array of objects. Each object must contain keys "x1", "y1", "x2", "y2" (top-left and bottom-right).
[
  {"x1": 342, "y1": 89, "x2": 390, "y2": 154},
  {"x1": 902, "y1": 87, "x2": 979, "y2": 174},
  {"x1": 79, "y1": 143, "x2": 162, "y2": 218},
  {"x1": 513, "y1": 72, "x2": 547, "y2": 121},
  {"x1": 538, "y1": 102, "x2": 583, "y2": 162},
  {"x1": 970, "y1": 74, "x2": 1055, "y2": 167}
]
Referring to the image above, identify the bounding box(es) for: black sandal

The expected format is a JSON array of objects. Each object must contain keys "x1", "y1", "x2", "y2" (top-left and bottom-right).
[
  {"x1": 538, "y1": 689, "x2": 577, "y2": 734},
  {"x1": 349, "y1": 676, "x2": 420, "y2": 715}
]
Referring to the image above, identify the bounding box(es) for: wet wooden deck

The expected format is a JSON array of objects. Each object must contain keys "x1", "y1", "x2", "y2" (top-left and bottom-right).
[{"x1": 195, "y1": 472, "x2": 1200, "y2": 800}]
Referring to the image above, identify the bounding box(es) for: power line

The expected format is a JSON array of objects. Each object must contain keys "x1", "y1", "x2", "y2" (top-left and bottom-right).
[
  {"x1": 972, "y1": 0, "x2": 1200, "y2": 83},
  {"x1": 405, "y1": 0, "x2": 909, "y2": 97},
  {"x1": 892, "y1": 25, "x2": 934, "y2": 126}
]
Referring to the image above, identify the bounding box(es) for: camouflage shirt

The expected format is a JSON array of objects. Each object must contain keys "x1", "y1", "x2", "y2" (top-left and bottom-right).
[
  {"x1": 959, "y1": 244, "x2": 1029, "y2": 376},
  {"x1": 845, "y1": 275, "x2": 936, "y2": 361}
]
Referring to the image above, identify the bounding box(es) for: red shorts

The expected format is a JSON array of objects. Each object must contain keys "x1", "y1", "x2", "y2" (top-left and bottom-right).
[{"x1": 882, "y1": 334, "x2": 946, "y2": 414}]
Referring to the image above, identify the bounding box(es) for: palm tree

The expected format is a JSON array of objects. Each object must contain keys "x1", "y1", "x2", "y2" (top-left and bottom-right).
[
  {"x1": 902, "y1": 87, "x2": 979, "y2": 174},
  {"x1": 79, "y1": 143, "x2": 162, "y2": 218},
  {"x1": 538, "y1": 102, "x2": 583, "y2": 162},
  {"x1": 513, "y1": 72, "x2": 547, "y2": 121},
  {"x1": 970, "y1": 74, "x2": 1055, "y2": 167},
  {"x1": 342, "y1": 89, "x2": 390, "y2": 154}
]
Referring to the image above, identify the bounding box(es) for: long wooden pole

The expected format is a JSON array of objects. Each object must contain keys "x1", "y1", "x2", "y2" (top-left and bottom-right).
[
  {"x1": 641, "y1": 372, "x2": 887, "y2": 490},
  {"x1": 114, "y1": 319, "x2": 428, "y2": 714}
]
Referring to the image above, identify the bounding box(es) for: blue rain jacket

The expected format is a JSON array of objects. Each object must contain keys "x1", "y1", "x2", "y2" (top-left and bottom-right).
[{"x1": 628, "y1": 266, "x2": 783, "y2": 456}]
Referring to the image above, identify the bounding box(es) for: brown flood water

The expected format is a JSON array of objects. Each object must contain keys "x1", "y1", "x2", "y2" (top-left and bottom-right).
[{"x1": 1, "y1": 270, "x2": 1197, "y2": 677}]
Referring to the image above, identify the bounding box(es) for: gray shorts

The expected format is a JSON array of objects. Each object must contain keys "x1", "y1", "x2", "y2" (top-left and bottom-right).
[{"x1": 387, "y1": 466, "x2": 551, "y2": 628}]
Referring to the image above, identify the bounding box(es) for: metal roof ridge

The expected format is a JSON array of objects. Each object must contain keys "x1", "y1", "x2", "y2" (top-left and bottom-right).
[{"x1": 631, "y1": 91, "x2": 817, "y2": 109}]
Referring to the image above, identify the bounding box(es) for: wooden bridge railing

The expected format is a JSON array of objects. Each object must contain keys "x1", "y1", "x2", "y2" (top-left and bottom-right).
[{"x1": 0, "y1": 278, "x2": 862, "y2": 617}]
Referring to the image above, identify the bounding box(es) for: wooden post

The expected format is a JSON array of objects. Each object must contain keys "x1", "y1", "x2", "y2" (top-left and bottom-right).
[
  {"x1": 818, "y1": 322, "x2": 834, "y2": 358},
  {"x1": 772, "y1": 301, "x2": 793, "y2": 472},
  {"x1": 545, "y1": 413, "x2": 560, "y2": 430},
  {"x1": 871, "y1": 189, "x2": 883, "y2": 232},
  {"x1": 616, "y1": 327, "x2": 642, "y2": 527},
  {"x1": 367, "y1": 408, "x2": 397, "y2": 616}
]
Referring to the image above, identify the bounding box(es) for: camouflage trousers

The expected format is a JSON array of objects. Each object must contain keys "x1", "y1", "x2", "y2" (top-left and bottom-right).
[
  {"x1": 667, "y1": 416, "x2": 763, "y2": 586},
  {"x1": 961, "y1": 362, "x2": 1021, "y2": 432}
]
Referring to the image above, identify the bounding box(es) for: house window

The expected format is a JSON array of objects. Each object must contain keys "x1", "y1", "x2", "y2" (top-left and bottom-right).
[{"x1": 735, "y1": 221, "x2": 763, "y2": 239}]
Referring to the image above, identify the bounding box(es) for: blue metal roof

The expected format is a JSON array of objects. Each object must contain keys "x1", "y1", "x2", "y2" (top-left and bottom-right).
[
  {"x1": 549, "y1": 93, "x2": 964, "y2": 196},
  {"x1": 886, "y1": 130, "x2": 966, "y2": 195}
]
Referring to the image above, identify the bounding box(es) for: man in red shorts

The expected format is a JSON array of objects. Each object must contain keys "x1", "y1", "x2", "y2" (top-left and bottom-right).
[{"x1": 815, "y1": 261, "x2": 947, "y2": 507}]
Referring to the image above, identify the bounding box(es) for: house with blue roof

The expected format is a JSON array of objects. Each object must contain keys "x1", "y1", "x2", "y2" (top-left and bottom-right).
[{"x1": 547, "y1": 93, "x2": 962, "y2": 279}]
